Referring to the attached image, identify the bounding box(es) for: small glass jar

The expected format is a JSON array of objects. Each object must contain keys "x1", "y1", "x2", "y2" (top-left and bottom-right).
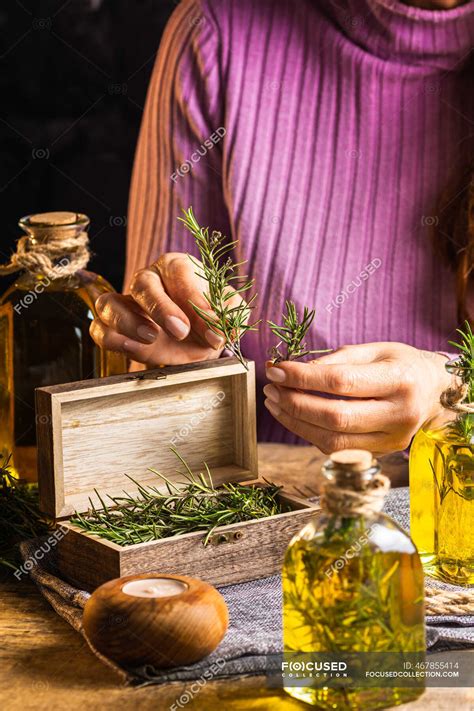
[
  {"x1": 283, "y1": 450, "x2": 425, "y2": 710},
  {"x1": 0, "y1": 212, "x2": 126, "y2": 482},
  {"x1": 410, "y1": 359, "x2": 474, "y2": 586}
]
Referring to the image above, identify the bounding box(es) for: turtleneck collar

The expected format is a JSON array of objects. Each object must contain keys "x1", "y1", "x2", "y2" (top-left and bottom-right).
[{"x1": 325, "y1": 0, "x2": 474, "y2": 69}]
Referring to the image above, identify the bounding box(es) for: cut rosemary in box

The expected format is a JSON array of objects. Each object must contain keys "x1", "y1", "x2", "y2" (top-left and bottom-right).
[{"x1": 71, "y1": 450, "x2": 288, "y2": 547}]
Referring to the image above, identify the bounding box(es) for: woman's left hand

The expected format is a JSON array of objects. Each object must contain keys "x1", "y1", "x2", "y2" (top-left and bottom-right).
[{"x1": 263, "y1": 342, "x2": 453, "y2": 455}]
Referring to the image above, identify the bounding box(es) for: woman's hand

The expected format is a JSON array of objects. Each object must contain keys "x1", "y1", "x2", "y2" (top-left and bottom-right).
[
  {"x1": 263, "y1": 342, "x2": 453, "y2": 455},
  {"x1": 90, "y1": 253, "x2": 238, "y2": 366}
]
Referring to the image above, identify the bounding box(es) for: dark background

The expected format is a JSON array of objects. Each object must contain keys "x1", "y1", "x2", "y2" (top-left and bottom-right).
[{"x1": 0, "y1": 0, "x2": 177, "y2": 291}]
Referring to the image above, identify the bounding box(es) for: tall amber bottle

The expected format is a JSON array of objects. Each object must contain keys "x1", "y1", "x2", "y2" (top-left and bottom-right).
[
  {"x1": 283, "y1": 449, "x2": 425, "y2": 710},
  {"x1": 0, "y1": 212, "x2": 126, "y2": 482}
]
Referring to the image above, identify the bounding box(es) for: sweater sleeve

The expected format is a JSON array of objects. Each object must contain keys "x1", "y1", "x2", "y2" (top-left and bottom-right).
[{"x1": 124, "y1": 0, "x2": 230, "y2": 290}]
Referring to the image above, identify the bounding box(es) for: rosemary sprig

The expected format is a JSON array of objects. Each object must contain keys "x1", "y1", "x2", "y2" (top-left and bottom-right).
[
  {"x1": 71, "y1": 451, "x2": 287, "y2": 547},
  {"x1": 268, "y1": 300, "x2": 331, "y2": 363},
  {"x1": 178, "y1": 207, "x2": 260, "y2": 369},
  {"x1": 0, "y1": 454, "x2": 52, "y2": 569},
  {"x1": 444, "y1": 321, "x2": 474, "y2": 442},
  {"x1": 449, "y1": 320, "x2": 474, "y2": 403}
]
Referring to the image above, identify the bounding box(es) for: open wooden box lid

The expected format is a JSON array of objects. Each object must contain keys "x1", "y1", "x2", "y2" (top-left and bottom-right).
[{"x1": 36, "y1": 358, "x2": 258, "y2": 519}]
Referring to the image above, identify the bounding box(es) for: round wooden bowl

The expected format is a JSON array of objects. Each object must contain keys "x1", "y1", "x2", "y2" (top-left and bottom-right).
[{"x1": 82, "y1": 573, "x2": 229, "y2": 669}]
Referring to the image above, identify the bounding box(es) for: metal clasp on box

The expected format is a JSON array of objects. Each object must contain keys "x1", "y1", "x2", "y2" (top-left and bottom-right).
[
  {"x1": 125, "y1": 371, "x2": 167, "y2": 381},
  {"x1": 208, "y1": 530, "x2": 245, "y2": 546}
]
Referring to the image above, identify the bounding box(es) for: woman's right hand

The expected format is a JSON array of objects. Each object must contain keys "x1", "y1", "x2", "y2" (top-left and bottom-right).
[{"x1": 90, "y1": 252, "x2": 230, "y2": 366}]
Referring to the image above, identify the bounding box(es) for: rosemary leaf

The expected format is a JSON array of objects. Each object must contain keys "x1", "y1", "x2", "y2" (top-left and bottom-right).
[
  {"x1": 71, "y1": 451, "x2": 287, "y2": 547},
  {"x1": 268, "y1": 300, "x2": 331, "y2": 363},
  {"x1": 178, "y1": 207, "x2": 260, "y2": 369},
  {"x1": 0, "y1": 454, "x2": 52, "y2": 569},
  {"x1": 449, "y1": 320, "x2": 474, "y2": 403}
]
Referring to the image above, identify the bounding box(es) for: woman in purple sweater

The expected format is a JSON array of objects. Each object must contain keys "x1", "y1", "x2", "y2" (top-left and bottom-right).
[{"x1": 91, "y1": 0, "x2": 474, "y2": 453}]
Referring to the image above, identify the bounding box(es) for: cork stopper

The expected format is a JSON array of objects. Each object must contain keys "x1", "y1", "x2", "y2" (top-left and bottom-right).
[
  {"x1": 28, "y1": 211, "x2": 80, "y2": 226},
  {"x1": 329, "y1": 449, "x2": 375, "y2": 473},
  {"x1": 19, "y1": 212, "x2": 90, "y2": 243},
  {"x1": 323, "y1": 449, "x2": 379, "y2": 492},
  {"x1": 0, "y1": 210, "x2": 91, "y2": 279}
]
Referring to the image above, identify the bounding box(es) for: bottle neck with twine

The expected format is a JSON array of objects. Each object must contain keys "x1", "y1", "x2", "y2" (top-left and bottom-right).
[
  {"x1": 320, "y1": 449, "x2": 390, "y2": 517},
  {"x1": 440, "y1": 358, "x2": 474, "y2": 414},
  {"x1": 0, "y1": 211, "x2": 91, "y2": 280}
]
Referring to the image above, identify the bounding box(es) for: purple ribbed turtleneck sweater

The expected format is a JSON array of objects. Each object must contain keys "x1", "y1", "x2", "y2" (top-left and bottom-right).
[{"x1": 126, "y1": 0, "x2": 474, "y2": 443}]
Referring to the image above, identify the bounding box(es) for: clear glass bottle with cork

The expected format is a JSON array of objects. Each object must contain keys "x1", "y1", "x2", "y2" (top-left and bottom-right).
[
  {"x1": 0, "y1": 211, "x2": 126, "y2": 482},
  {"x1": 282, "y1": 449, "x2": 425, "y2": 709}
]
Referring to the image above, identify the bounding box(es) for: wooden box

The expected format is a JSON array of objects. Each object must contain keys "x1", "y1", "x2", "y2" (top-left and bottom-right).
[{"x1": 36, "y1": 358, "x2": 318, "y2": 591}]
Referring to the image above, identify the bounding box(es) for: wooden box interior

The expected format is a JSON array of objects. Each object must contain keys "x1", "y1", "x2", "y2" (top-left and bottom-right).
[
  {"x1": 36, "y1": 358, "x2": 257, "y2": 519},
  {"x1": 35, "y1": 357, "x2": 319, "y2": 589}
]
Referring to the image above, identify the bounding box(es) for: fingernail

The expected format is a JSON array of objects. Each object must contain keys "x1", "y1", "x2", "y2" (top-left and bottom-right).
[
  {"x1": 122, "y1": 339, "x2": 143, "y2": 354},
  {"x1": 136, "y1": 325, "x2": 158, "y2": 344},
  {"x1": 266, "y1": 366, "x2": 286, "y2": 383},
  {"x1": 263, "y1": 384, "x2": 280, "y2": 403},
  {"x1": 264, "y1": 398, "x2": 281, "y2": 417},
  {"x1": 165, "y1": 315, "x2": 190, "y2": 341},
  {"x1": 205, "y1": 329, "x2": 225, "y2": 349}
]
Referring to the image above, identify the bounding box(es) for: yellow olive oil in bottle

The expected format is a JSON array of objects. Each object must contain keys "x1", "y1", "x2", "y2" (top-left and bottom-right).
[
  {"x1": 283, "y1": 449, "x2": 425, "y2": 710},
  {"x1": 410, "y1": 333, "x2": 474, "y2": 586},
  {"x1": 0, "y1": 212, "x2": 126, "y2": 482}
]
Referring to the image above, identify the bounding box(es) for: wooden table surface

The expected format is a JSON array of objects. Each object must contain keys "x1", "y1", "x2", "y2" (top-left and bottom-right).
[{"x1": 0, "y1": 444, "x2": 472, "y2": 710}]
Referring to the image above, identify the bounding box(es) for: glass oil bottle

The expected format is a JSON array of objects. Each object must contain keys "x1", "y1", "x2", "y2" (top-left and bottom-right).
[
  {"x1": 0, "y1": 212, "x2": 126, "y2": 482},
  {"x1": 410, "y1": 327, "x2": 474, "y2": 586},
  {"x1": 283, "y1": 449, "x2": 425, "y2": 710}
]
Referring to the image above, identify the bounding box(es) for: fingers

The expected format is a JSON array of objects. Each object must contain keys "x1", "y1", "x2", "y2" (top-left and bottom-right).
[
  {"x1": 95, "y1": 294, "x2": 160, "y2": 344},
  {"x1": 90, "y1": 318, "x2": 220, "y2": 366},
  {"x1": 92, "y1": 253, "x2": 230, "y2": 364},
  {"x1": 313, "y1": 343, "x2": 391, "y2": 366},
  {"x1": 90, "y1": 318, "x2": 154, "y2": 358},
  {"x1": 263, "y1": 384, "x2": 393, "y2": 433},
  {"x1": 262, "y1": 399, "x2": 387, "y2": 454},
  {"x1": 129, "y1": 266, "x2": 193, "y2": 342},
  {"x1": 152, "y1": 254, "x2": 226, "y2": 349},
  {"x1": 266, "y1": 359, "x2": 401, "y2": 398}
]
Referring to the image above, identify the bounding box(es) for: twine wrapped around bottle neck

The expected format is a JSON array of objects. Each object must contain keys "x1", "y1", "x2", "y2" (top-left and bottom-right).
[
  {"x1": 0, "y1": 211, "x2": 91, "y2": 280},
  {"x1": 320, "y1": 450, "x2": 391, "y2": 516},
  {"x1": 440, "y1": 381, "x2": 474, "y2": 414}
]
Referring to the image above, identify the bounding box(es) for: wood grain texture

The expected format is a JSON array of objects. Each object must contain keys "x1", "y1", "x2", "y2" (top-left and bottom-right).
[
  {"x1": 56, "y1": 497, "x2": 318, "y2": 591},
  {"x1": 82, "y1": 574, "x2": 229, "y2": 668},
  {"x1": 36, "y1": 358, "x2": 258, "y2": 518},
  {"x1": 56, "y1": 525, "x2": 122, "y2": 591},
  {"x1": 0, "y1": 445, "x2": 469, "y2": 710},
  {"x1": 231, "y1": 370, "x2": 258, "y2": 475}
]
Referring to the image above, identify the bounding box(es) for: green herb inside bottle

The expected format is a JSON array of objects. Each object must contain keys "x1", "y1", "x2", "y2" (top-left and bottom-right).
[
  {"x1": 283, "y1": 449, "x2": 425, "y2": 710},
  {"x1": 410, "y1": 322, "x2": 474, "y2": 586}
]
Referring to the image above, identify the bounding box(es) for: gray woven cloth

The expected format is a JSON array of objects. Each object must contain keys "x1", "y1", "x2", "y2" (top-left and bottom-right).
[{"x1": 19, "y1": 487, "x2": 473, "y2": 685}]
